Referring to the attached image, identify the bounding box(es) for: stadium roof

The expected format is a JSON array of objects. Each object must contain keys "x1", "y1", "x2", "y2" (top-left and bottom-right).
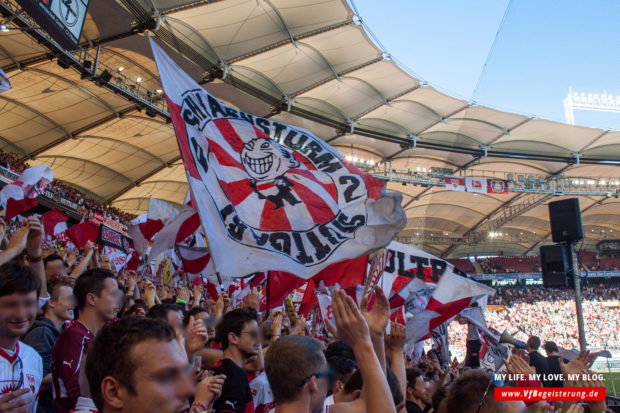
[{"x1": 1, "y1": 0, "x2": 620, "y2": 258}]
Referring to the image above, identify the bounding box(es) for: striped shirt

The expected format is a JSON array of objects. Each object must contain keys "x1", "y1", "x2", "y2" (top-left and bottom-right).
[{"x1": 0, "y1": 341, "x2": 43, "y2": 413}]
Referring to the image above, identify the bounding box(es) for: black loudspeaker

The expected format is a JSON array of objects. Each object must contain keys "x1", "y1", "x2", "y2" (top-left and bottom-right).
[
  {"x1": 548, "y1": 198, "x2": 583, "y2": 243},
  {"x1": 540, "y1": 244, "x2": 571, "y2": 288}
]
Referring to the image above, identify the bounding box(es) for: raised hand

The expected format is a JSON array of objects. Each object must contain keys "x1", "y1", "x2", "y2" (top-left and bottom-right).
[
  {"x1": 559, "y1": 350, "x2": 595, "y2": 377},
  {"x1": 385, "y1": 322, "x2": 406, "y2": 352},
  {"x1": 25, "y1": 217, "x2": 43, "y2": 257},
  {"x1": 331, "y1": 289, "x2": 371, "y2": 347},
  {"x1": 360, "y1": 286, "x2": 389, "y2": 337},
  {"x1": 178, "y1": 286, "x2": 190, "y2": 303},
  {"x1": 503, "y1": 352, "x2": 535, "y2": 376},
  {"x1": 242, "y1": 287, "x2": 260, "y2": 312},
  {"x1": 7, "y1": 226, "x2": 28, "y2": 252},
  {"x1": 185, "y1": 315, "x2": 208, "y2": 356},
  {"x1": 193, "y1": 374, "x2": 226, "y2": 412}
]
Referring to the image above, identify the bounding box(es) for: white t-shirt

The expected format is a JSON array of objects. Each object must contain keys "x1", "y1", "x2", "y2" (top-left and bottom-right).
[
  {"x1": 0, "y1": 341, "x2": 43, "y2": 413},
  {"x1": 324, "y1": 394, "x2": 335, "y2": 412}
]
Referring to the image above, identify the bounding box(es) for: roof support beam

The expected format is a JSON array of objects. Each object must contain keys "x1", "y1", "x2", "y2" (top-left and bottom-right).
[
  {"x1": 34, "y1": 154, "x2": 134, "y2": 183},
  {"x1": 19, "y1": 67, "x2": 119, "y2": 115},
  {"x1": 27, "y1": 107, "x2": 136, "y2": 158},
  {"x1": 0, "y1": 95, "x2": 72, "y2": 137},
  {"x1": 106, "y1": 155, "x2": 182, "y2": 202}
]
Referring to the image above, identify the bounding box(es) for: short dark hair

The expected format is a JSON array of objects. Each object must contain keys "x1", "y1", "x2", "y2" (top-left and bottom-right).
[
  {"x1": 73, "y1": 268, "x2": 116, "y2": 310},
  {"x1": 445, "y1": 369, "x2": 496, "y2": 413},
  {"x1": 327, "y1": 356, "x2": 357, "y2": 388},
  {"x1": 265, "y1": 336, "x2": 325, "y2": 404},
  {"x1": 325, "y1": 341, "x2": 355, "y2": 361},
  {"x1": 47, "y1": 277, "x2": 73, "y2": 301},
  {"x1": 183, "y1": 307, "x2": 208, "y2": 326},
  {"x1": 406, "y1": 368, "x2": 424, "y2": 389},
  {"x1": 544, "y1": 341, "x2": 558, "y2": 354},
  {"x1": 527, "y1": 336, "x2": 541, "y2": 350},
  {"x1": 146, "y1": 303, "x2": 184, "y2": 321},
  {"x1": 0, "y1": 263, "x2": 40, "y2": 298},
  {"x1": 44, "y1": 254, "x2": 66, "y2": 268},
  {"x1": 342, "y1": 367, "x2": 403, "y2": 406},
  {"x1": 215, "y1": 308, "x2": 258, "y2": 350},
  {"x1": 86, "y1": 317, "x2": 176, "y2": 410}
]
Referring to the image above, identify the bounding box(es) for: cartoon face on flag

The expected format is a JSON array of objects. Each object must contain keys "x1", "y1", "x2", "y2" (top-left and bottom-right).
[
  {"x1": 151, "y1": 38, "x2": 405, "y2": 279},
  {"x1": 191, "y1": 113, "x2": 342, "y2": 233}
]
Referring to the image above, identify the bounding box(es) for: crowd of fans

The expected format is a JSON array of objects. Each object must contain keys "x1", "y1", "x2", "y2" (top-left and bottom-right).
[
  {"x1": 0, "y1": 149, "x2": 136, "y2": 224},
  {"x1": 0, "y1": 214, "x2": 614, "y2": 413},
  {"x1": 448, "y1": 284, "x2": 620, "y2": 361}
]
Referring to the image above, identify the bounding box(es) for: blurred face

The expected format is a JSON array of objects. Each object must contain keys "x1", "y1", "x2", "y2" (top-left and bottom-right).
[
  {"x1": 235, "y1": 320, "x2": 261, "y2": 358},
  {"x1": 0, "y1": 291, "x2": 38, "y2": 342},
  {"x1": 45, "y1": 259, "x2": 68, "y2": 279},
  {"x1": 92, "y1": 278, "x2": 122, "y2": 321},
  {"x1": 50, "y1": 285, "x2": 75, "y2": 321},
  {"x1": 309, "y1": 360, "x2": 330, "y2": 413},
  {"x1": 167, "y1": 310, "x2": 184, "y2": 336},
  {"x1": 107, "y1": 339, "x2": 195, "y2": 413}
]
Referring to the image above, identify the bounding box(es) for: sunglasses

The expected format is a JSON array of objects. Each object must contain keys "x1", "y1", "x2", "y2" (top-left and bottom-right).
[
  {"x1": 299, "y1": 368, "x2": 336, "y2": 388},
  {"x1": 238, "y1": 330, "x2": 260, "y2": 340}
]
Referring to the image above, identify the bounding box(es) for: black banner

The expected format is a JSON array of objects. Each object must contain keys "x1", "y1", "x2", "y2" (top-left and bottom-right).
[{"x1": 97, "y1": 224, "x2": 131, "y2": 254}]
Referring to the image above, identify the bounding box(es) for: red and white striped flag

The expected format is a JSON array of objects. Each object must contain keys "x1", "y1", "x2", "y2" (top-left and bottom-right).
[
  {"x1": 177, "y1": 245, "x2": 214, "y2": 278},
  {"x1": 405, "y1": 271, "x2": 494, "y2": 345},
  {"x1": 149, "y1": 205, "x2": 200, "y2": 260}
]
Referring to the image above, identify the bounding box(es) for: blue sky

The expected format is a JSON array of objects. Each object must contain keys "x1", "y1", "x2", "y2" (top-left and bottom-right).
[{"x1": 352, "y1": 0, "x2": 620, "y2": 130}]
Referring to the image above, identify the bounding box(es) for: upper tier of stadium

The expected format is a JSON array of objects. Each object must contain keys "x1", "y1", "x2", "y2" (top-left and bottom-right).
[{"x1": 1, "y1": 0, "x2": 619, "y2": 258}]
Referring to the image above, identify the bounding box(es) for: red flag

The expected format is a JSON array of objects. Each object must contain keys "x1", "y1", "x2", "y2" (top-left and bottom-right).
[
  {"x1": 138, "y1": 219, "x2": 165, "y2": 241},
  {"x1": 177, "y1": 245, "x2": 211, "y2": 275},
  {"x1": 298, "y1": 279, "x2": 316, "y2": 317},
  {"x1": 41, "y1": 209, "x2": 69, "y2": 235},
  {"x1": 5, "y1": 198, "x2": 37, "y2": 220},
  {"x1": 67, "y1": 221, "x2": 99, "y2": 249},
  {"x1": 126, "y1": 249, "x2": 141, "y2": 271},
  {"x1": 314, "y1": 255, "x2": 368, "y2": 288},
  {"x1": 264, "y1": 256, "x2": 368, "y2": 311}
]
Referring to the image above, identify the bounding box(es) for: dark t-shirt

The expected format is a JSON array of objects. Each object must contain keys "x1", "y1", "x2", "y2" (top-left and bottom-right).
[
  {"x1": 406, "y1": 401, "x2": 425, "y2": 413},
  {"x1": 213, "y1": 358, "x2": 254, "y2": 413},
  {"x1": 529, "y1": 351, "x2": 550, "y2": 387},
  {"x1": 546, "y1": 355, "x2": 565, "y2": 388}
]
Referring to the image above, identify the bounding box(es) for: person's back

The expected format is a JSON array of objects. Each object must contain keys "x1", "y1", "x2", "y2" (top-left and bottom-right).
[
  {"x1": 526, "y1": 336, "x2": 549, "y2": 386},
  {"x1": 543, "y1": 341, "x2": 563, "y2": 388}
]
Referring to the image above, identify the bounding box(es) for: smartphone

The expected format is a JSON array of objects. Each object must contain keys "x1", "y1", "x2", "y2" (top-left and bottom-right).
[{"x1": 193, "y1": 355, "x2": 202, "y2": 370}]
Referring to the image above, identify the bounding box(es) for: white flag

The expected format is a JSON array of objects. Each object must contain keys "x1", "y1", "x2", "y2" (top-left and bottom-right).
[{"x1": 150, "y1": 38, "x2": 406, "y2": 279}]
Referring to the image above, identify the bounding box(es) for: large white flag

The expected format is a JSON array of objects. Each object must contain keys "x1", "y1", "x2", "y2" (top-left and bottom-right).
[{"x1": 150, "y1": 38, "x2": 406, "y2": 279}]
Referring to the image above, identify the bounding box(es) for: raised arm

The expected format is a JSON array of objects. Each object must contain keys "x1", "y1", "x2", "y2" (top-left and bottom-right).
[
  {"x1": 25, "y1": 217, "x2": 47, "y2": 299},
  {"x1": 360, "y1": 286, "x2": 390, "y2": 372},
  {"x1": 332, "y1": 289, "x2": 397, "y2": 413}
]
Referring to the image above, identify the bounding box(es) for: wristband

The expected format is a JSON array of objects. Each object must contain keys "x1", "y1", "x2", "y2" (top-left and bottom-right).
[
  {"x1": 27, "y1": 254, "x2": 42, "y2": 263},
  {"x1": 177, "y1": 299, "x2": 187, "y2": 304}
]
